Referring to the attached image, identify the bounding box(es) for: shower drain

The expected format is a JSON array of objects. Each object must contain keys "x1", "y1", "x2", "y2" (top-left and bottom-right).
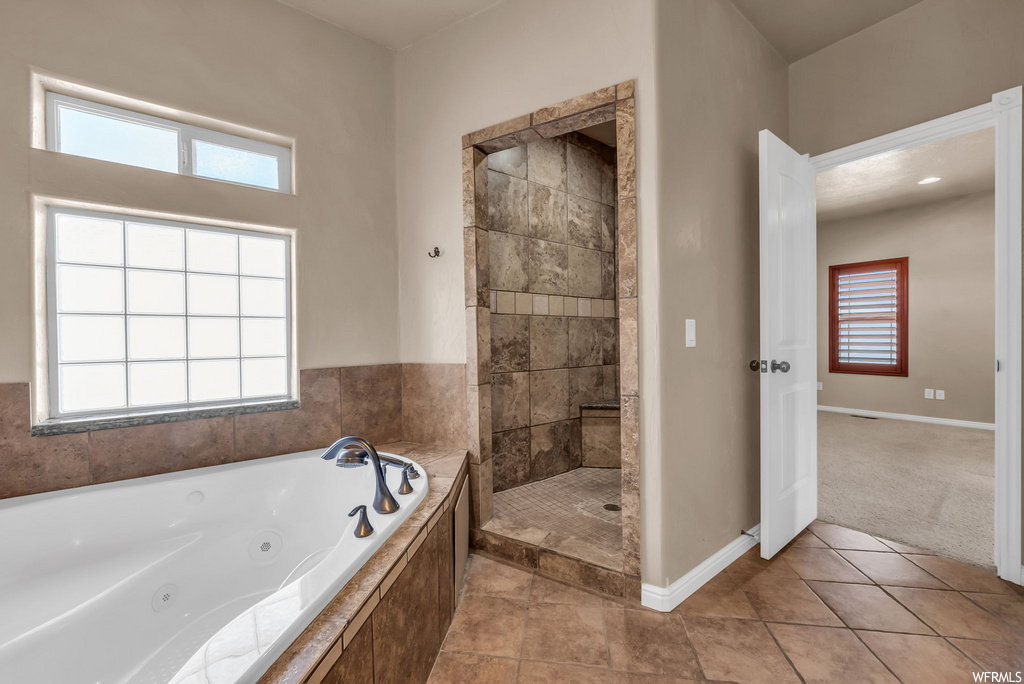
[
  {"x1": 152, "y1": 583, "x2": 179, "y2": 612},
  {"x1": 248, "y1": 530, "x2": 284, "y2": 563}
]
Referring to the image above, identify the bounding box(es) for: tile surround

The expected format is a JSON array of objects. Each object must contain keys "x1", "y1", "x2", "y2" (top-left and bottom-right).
[
  {"x1": 0, "y1": 363, "x2": 466, "y2": 500},
  {"x1": 463, "y1": 82, "x2": 640, "y2": 579}
]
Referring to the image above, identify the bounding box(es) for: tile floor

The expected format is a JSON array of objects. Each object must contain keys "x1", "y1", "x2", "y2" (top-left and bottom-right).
[
  {"x1": 429, "y1": 520, "x2": 1024, "y2": 683},
  {"x1": 488, "y1": 467, "x2": 623, "y2": 569}
]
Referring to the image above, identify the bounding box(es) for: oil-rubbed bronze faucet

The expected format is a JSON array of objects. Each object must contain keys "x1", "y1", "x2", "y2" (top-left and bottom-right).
[
  {"x1": 348, "y1": 505, "x2": 374, "y2": 538},
  {"x1": 321, "y1": 436, "x2": 400, "y2": 514}
]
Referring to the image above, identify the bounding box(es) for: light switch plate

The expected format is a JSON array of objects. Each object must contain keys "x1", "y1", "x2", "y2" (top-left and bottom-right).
[
  {"x1": 924, "y1": 389, "x2": 934, "y2": 399},
  {"x1": 685, "y1": 319, "x2": 696, "y2": 347},
  {"x1": 936, "y1": 390, "x2": 945, "y2": 400}
]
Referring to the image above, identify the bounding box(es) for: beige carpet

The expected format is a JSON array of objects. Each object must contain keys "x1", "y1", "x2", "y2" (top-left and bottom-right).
[{"x1": 817, "y1": 411, "x2": 994, "y2": 569}]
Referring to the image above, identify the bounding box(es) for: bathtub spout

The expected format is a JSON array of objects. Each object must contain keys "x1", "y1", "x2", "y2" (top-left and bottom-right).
[{"x1": 321, "y1": 437, "x2": 400, "y2": 515}]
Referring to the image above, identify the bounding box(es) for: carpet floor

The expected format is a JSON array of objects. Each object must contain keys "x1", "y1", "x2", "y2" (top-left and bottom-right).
[{"x1": 818, "y1": 411, "x2": 995, "y2": 569}]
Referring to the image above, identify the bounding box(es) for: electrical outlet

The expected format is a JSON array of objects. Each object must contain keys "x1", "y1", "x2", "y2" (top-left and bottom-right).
[
  {"x1": 924, "y1": 389, "x2": 934, "y2": 399},
  {"x1": 817, "y1": 382, "x2": 823, "y2": 391},
  {"x1": 936, "y1": 390, "x2": 945, "y2": 400}
]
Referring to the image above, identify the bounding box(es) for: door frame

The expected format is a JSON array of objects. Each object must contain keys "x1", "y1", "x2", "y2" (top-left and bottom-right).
[{"x1": 809, "y1": 86, "x2": 1023, "y2": 584}]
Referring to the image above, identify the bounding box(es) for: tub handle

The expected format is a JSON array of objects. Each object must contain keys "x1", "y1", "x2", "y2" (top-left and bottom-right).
[
  {"x1": 348, "y1": 505, "x2": 374, "y2": 538},
  {"x1": 398, "y1": 468, "x2": 414, "y2": 495}
]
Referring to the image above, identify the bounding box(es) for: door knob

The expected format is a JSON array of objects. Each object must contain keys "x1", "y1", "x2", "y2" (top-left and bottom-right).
[
  {"x1": 749, "y1": 359, "x2": 760, "y2": 372},
  {"x1": 770, "y1": 360, "x2": 790, "y2": 373}
]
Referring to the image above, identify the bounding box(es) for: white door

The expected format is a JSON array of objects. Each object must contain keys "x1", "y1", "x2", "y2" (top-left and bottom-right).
[{"x1": 759, "y1": 129, "x2": 818, "y2": 559}]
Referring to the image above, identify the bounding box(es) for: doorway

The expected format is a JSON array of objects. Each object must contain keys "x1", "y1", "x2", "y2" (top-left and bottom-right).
[
  {"x1": 461, "y1": 82, "x2": 643, "y2": 599},
  {"x1": 814, "y1": 128, "x2": 995, "y2": 567},
  {"x1": 758, "y1": 87, "x2": 1023, "y2": 584}
]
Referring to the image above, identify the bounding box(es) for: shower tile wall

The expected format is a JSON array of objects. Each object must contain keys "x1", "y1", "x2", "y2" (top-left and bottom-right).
[{"x1": 488, "y1": 135, "x2": 618, "y2": 492}]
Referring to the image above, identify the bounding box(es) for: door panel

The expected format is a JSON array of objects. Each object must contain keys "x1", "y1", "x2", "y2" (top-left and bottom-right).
[{"x1": 759, "y1": 129, "x2": 818, "y2": 559}]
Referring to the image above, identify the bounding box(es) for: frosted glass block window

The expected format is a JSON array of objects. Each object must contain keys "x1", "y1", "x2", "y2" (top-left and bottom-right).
[
  {"x1": 47, "y1": 92, "x2": 291, "y2": 193},
  {"x1": 47, "y1": 207, "x2": 292, "y2": 419}
]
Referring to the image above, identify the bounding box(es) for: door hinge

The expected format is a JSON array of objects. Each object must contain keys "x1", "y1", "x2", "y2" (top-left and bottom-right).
[{"x1": 997, "y1": 359, "x2": 1002, "y2": 372}]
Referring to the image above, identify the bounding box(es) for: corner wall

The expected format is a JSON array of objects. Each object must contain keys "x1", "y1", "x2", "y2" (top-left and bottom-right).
[{"x1": 649, "y1": 0, "x2": 789, "y2": 587}]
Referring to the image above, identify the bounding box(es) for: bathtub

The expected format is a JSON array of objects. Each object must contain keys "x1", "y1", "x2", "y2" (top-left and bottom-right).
[{"x1": 0, "y1": 447, "x2": 428, "y2": 684}]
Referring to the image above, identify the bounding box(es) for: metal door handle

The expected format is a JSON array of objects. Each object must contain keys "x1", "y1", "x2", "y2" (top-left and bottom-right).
[{"x1": 771, "y1": 360, "x2": 790, "y2": 373}]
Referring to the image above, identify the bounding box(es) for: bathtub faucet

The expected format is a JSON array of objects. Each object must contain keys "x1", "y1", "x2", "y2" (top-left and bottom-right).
[{"x1": 321, "y1": 436, "x2": 400, "y2": 515}]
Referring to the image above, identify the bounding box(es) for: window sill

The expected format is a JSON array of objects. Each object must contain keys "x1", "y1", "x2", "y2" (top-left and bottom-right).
[{"x1": 31, "y1": 399, "x2": 300, "y2": 437}]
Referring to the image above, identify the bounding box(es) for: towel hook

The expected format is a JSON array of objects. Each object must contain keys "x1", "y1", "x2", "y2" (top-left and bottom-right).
[{"x1": 427, "y1": 247, "x2": 440, "y2": 258}]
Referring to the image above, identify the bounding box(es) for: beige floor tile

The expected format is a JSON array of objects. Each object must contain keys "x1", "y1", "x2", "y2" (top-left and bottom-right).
[
  {"x1": 905, "y1": 554, "x2": 1017, "y2": 595},
  {"x1": 949, "y1": 638, "x2": 1024, "y2": 672},
  {"x1": 673, "y1": 573, "x2": 758, "y2": 619},
  {"x1": 780, "y1": 547, "x2": 872, "y2": 584},
  {"x1": 463, "y1": 556, "x2": 534, "y2": 600},
  {"x1": 886, "y1": 586, "x2": 1023, "y2": 642},
  {"x1": 838, "y1": 550, "x2": 948, "y2": 589},
  {"x1": 964, "y1": 591, "x2": 1024, "y2": 631},
  {"x1": 442, "y1": 595, "x2": 528, "y2": 658},
  {"x1": 767, "y1": 623, "x2": 897, "y2": 683},
  {"x1": 876, "y1": 537, "x2": 934, "y2": 555},
  {"x1": 428, "y1": 652, "x2": 519, "y2": 683},
  {"x1": 725, "y1": 546, "x2": 801, "y2": 580},
  {"x1": 608, "y1": 674, "x2": 702, "y2": 683},
  {"x1": 806, "y1": 581, "x2": 934, "y2": 634},
  {"x1": 517, "y1": 660, "x2": 610, "y2": 683},
  {"x1": 740, "y1": 575, "x2": 843, "y2": 626},
  {"x1": 683, "y1": 616, "x2": 800, "y2": 684},
  {"x1": 809, "y1": 521, "x2": 891, "y2": 551},
  {"x1": 529, "y1": 575, "x2": 605, "y2": 606},
  {"x1": 856, "y1": 631, "x2": 980, "y2": 684},
  {"x1": 604, "y1": 609, "x2": 702, "y2": 678},
  {"x1": 521, "y1": 603, "x2": 609, "y2": 667},
  {"x1": 789, "y1": 529, "x2": 829, "y2": 548}
]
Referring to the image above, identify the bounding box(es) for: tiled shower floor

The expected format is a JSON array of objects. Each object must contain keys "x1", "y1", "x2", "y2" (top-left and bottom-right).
[{"x1": 487, "y1": 468, "x2": 623, "y2": 570}]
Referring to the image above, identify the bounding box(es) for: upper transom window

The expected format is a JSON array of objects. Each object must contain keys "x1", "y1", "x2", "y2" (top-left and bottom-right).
[
  {"x1": 46, "y1": 206, "x2": 293, "y2": 421},
  {"x1": 46, "y1": 93, "x2": 291, "y2": 193}
]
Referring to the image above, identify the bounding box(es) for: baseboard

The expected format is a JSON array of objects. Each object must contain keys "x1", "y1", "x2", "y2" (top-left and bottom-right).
[
  {"x1": 641, "y1": 525, "x2": 760, "y2": 612},
  {"x1": 817, "y1": 405, "x2": 995, "y2": 431}
]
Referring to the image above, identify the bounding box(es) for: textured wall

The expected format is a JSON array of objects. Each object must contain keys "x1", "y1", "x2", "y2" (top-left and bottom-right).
[
  {"x1": 649, "y1": 0, "x2": 789, "y2": 587},
  {"x1": 817, "y1": 193, "x2": 996, "y2": 423},
  {"x1": 0, "y1": 0, "x2": 400, "y2": 382}
]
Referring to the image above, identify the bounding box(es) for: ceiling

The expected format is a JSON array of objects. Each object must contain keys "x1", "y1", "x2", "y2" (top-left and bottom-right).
[
  {"x1": 278, "y1": 0, "x2": 502, "y2": 50},
  {"x1": 816, "y1": 128, "x2": 995, "y2": 223},
  {"x1": 730, "y1": 0, "x2": 926, "y2": 63},
  {"x1": 578, "y1": 121, "x2": 617, "y2": 148}
]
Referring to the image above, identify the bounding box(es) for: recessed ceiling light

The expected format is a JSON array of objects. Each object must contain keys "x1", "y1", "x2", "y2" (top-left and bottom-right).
[{"x1": 918, "y1": 177, "x2": 942, "y2": 184}]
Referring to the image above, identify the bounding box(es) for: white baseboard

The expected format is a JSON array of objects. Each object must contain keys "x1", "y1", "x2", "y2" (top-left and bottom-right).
[
  {"x1": 817, "y1": 405, "x2": 995, "y2": 431},
  {"x1": 641, "y1": 525, "x2": 760, "y2": 612}
]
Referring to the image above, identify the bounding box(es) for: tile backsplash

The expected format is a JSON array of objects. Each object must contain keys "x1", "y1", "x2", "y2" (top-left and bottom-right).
[
  {"x1": 487, "y1": 133, "x2": 619, "y2": 492},
  {"x1": 0, "y1": 363, "x2": 466, "y2": 499}
]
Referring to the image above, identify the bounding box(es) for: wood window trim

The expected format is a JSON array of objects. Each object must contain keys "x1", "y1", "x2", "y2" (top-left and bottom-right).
[{"x1": 829, "y1": 257, "x2": 909, "y2": 377}]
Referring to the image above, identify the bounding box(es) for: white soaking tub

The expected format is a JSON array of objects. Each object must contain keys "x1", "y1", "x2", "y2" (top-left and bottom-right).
[{"x1": 0, "y1": 447, "x2": 428, "y2": 684}]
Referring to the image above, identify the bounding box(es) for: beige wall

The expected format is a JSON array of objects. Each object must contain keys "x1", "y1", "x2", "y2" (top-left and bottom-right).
[
  {"x1": 393, "y1": 0, "x2": 666, "y2": 577},
  {"x1": 0, "y1": 0, "x2": 399, "y2": 384},
  {"x1": 394, "y1": 0, "x2": 658, "y2": 364},
  {"x1": 817, "y1": 193, "x2": 996, "y2": 423},
  {"x1": 789, "y1": 0, "x2": 1024, "y2": 567},
  {"x1": 650, "y1": 0, "x2": 789, "y2": 586}
]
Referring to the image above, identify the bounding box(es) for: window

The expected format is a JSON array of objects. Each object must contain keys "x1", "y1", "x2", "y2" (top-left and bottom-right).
[
  {"x1": 46, "y1": 93, "x2": 291, "y2": 192},
  {"x1": 829, "y1": 257, "x2": 908, "y2": 377},
  {"x1": 45, "y1": 206, "x2": 293, "y2": 422}
]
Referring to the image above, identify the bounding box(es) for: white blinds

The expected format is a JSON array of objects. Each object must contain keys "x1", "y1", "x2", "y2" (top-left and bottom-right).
[{"x1": 835, "y1": 265, "x2": 900, "y2": 367}]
